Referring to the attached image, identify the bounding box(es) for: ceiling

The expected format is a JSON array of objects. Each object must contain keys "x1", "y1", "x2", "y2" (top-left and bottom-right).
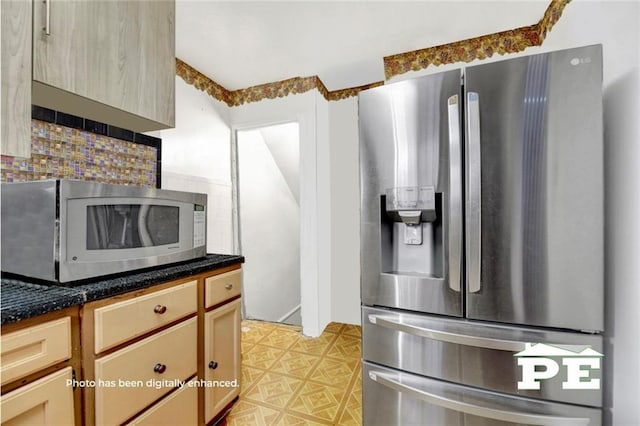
[{"x1": 176, "y1": 1, "x2": 551, "y2": 92}]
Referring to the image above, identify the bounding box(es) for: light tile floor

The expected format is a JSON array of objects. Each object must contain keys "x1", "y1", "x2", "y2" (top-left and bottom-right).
[{"x1": 222, "y1": 320, "x2": 362, "y2": 425}]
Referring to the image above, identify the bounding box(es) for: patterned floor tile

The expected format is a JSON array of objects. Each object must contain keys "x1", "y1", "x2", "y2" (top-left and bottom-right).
[
  {"x1": 228, "y1": 320, "x2": 362, "y2": 425},
  {"x1": 225, "y1": 400, "x2": 280, "y2": 426},
  {"x1": 308, "y1": 356, "x2": 359, "y2": 389},
  {"x1": 270, "y1": 350, "x2": 321, "y2": 380},
  {"x1": 241, "y1": 340, "x2": 255, "y2": 354},
  {"x1": 241, "y1": 322, "x2": 274, "y2": 345},
  {"x1": 240, "y1": 365, "x2": 266, "y2": 396},
  {"x1": 243, "y1": 372, "x2": 303, "y2": 409},
  {"x1": 276, "y1": 413, "x2": 332, "y2": 425},
  {"x1": 325, "y1": 334, "x2": 362, "y2": 360},
  {"x1": 243, "y1": 344, "x2": 286, "y2": 370},
  {"x1": 258, "y1": 327, "x2": 301, "y2": 351},
  {"x1": 337, "y1": 393, "x2": 363, "y2": 426},
  {"x1": 323, "y1": 322, "x2": 344, "y2": 334},
  {"x1": 286, "y1": 381, "x2": 345, "y2": 422},
  {"x1": 342, "y1": 324, "x2": 362, "y2": 338},
  {"x1": 289, "y1": 332, "x2": 337, "y2": 356}
]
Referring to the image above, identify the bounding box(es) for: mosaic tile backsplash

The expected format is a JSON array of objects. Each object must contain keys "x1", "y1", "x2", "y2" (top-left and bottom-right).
[{"x1": 1, "y1": 120, "x2": 158, "y2": 187}]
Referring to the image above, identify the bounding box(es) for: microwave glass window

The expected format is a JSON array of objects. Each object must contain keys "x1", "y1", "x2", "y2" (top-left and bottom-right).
[{"x1": 86, "y1": 205, "x2": 179, "y2": 250}]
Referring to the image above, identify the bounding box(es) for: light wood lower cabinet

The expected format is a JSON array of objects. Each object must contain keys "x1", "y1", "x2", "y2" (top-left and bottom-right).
[
  {"x1": 93, "y1": 280, "x2": 197, "y2": 354},
  {"x1": 204, "y1": 298, "x2": 242, "y2": 423},
  {"x1": 0, "y1": 308, "x2": 80, "y2": 426},
  {"x1": 128, "y1": 379, "x2": 198, "y2": 425},
  {"x1": 1, "y1": 317, "x2": 71, "y2": 385},
  {"x1": 0, "y1": 367, "x2": 74, "y2": 426},
  {"x1": 81, "y1": 264, "x2": 242, "y2": 425},
  {"x1": 1, "y1": 264, "x2": 242, "y2": 426},
  {"x1": 94, "y1": 318, "x2": 197, "y2": 426},
  {"x1": 205, "y1": 269, "x2": 242, "y2": 308}
]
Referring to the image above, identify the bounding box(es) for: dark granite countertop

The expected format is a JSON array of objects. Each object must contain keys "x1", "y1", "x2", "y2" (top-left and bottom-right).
[{"x1": 1, "y1": 254, "x2": 244, "y2": 325}]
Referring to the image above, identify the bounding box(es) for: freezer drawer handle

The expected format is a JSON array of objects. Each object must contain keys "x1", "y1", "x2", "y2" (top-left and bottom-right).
[
  {"x1": 369, "y1": 370, "x2": 590, "y2": 426},
  {"x1": 368, "y1": 314, "x2": 528, "y2": 351}
]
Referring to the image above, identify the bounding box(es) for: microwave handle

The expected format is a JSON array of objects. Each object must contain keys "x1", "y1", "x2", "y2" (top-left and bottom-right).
[{"x1": 138, "y1": 204, "x2": 153, "y2": 246}]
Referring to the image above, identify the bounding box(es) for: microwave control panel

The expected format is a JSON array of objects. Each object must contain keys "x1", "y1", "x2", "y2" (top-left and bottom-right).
[{"x1": 193, "y1": 204, "x2": 206, "y2": 248}]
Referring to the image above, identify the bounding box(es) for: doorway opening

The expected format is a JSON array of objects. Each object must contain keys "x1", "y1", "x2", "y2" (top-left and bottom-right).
[{"x1": 234, "y1": 122, "x2": 301, "y2": 326}]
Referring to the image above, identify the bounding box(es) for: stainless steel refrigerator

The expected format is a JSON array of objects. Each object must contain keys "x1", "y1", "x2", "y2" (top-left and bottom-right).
[{"x1": 359, "y1": 45, "x2": 604, "y2": 425}]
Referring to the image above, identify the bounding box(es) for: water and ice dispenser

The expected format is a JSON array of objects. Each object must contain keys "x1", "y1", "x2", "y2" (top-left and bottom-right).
[{"x1": 380, "y1": 186, "x2": 443, "y2": 278}]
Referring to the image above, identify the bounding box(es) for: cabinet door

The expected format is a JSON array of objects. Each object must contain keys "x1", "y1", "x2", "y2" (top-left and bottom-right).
[
  {"x1": 0, "y1": 0, "x2": 32, "y2": 158},
  {"x1": 32, "y1": 0, "x2": 175, "y2": 130},
  {"x1": 0, "y1": 367, "x2": 74, "y2": 426},
  {"x1": 204, "y1": 298, "x2": 241, "y2": 423}
]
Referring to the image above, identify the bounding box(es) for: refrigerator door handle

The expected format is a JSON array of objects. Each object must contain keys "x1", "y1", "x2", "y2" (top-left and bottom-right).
[
  {"x1": 447, "y1": 95, "x2": 462, "y2": 293},
  {"x1": 368, "y1": 314, "x2": 527, "y2": 351},
  {"x1": 368, "y1": 370, "x2": 591, "y2": 426},
  {"x1": 466, "y1": 91, "x2": 482, "y2": 293}
]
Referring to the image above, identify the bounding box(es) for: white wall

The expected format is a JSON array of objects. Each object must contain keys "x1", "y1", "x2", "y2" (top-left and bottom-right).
[
  {"x1": 158, "y1": 77, "x2": 233, "y2": 254},
  {"x1": 230, "y1": 91, "x2": 331, "y2": 337},
  {"x1": 160, "y1": 78, "x2": 231, "y2": 181},
  {"x1": 237, "y1": 127, "x2": 300, "y2": 324},
  {"x1": 329, "y1": 97, "x2": 361, "y2": 325},
  {"x1": 316, "y1": 92, "x2": 333, "y2": 333},
  {"x1": 260, "y1": 124, "x2": 300, "y2": 203}
]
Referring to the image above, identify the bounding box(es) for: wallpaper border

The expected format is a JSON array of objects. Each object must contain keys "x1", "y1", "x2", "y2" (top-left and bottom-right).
[
  {"x1": 384, "y1": 0, "x2": 571, "y2": 79},
  {"x1": 176, "y1": 0, "x2": 569, "y2": 105},
  {"x1": 176, "y1": 60, "x2": 383, "y2": 106}
]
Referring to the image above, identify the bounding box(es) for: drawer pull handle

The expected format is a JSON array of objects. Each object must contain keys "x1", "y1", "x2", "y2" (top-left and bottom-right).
[
  {"x1": 208, "y1": 361, "x2": 218, "y2": 370},
  {"x1": 153, "y1": 363, "x2": 167, "y2": 374},
  {"x1": 154, "y1": 305, "x2": 167, "y2": 314},
  {"x1": 225, "y1": 284, "x2": 233, "y2": 290}
]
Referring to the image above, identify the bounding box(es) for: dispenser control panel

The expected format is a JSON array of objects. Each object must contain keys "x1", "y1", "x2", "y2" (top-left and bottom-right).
[{"x1": 385, "y1": 186, "x2": 435, "y2": 211}]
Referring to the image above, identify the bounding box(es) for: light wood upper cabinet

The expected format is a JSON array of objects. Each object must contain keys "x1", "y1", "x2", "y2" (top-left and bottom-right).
[
  {"x1": 0, "y1": 0, "x2": 32, "y2": 158},
  {"x1": 32, "y1": 0, "x2": 175, "y2": 132}
]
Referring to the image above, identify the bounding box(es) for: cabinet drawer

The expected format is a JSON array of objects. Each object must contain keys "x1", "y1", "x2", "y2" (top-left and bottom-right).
[
  {"x1": 205, "y1": 269, "x2": 242, "y2": 308},
  {"x1": 1, "y1": 317, "x2": 71, "y2": 385},
  {"x1": 94, "y1": 280, "x2": 197, "y2": 354},
  {"x1": 127, "y1": 379, "x2": 198, "y2": 425},
  {"x1": 1, "y1": 367, "x2": 74, "y2": 425},
  {"x1": 94, "y1": 318, "x2": 197, "y2": 426}
]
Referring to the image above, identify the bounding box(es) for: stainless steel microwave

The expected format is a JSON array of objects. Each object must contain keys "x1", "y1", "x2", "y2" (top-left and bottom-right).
[{"x1": 1, "y1": 180, "x2": 207, "y2": 283}]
